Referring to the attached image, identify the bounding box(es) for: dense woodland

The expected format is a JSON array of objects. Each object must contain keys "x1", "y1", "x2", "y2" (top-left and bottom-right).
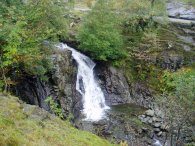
[{"x1": 0, "y1": 0, "x2": 194, "y2": 145}]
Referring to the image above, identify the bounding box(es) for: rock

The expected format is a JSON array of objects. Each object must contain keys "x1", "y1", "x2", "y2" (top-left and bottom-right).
[
  {"x1": 153, "y1": 122, "x2": 161, "y2": 128},
  {"x1": 138, "y1": 115, "x2": 146, "y2": 121},
  {"x1": 148, "y1": 119, "x2": 153, "y2": 124},
  {"x1": 155, "y1": 110, "x2": 164, "y2": 119},
  {"x1": 152, "y1": 117, "x2": 157, "y2": 122},
  {"x1": 160, "y1": 123, "x2": 170, "y2": 131},
  {"x1": 156, "y1": 51, "x2": 183, "y2": 71},
  {"x1": 157, "y1": 131, "x2": 163, "y2": 137},
  {"x1": 130, "y1": 82, "x2": 154, "y2": 108},
  {"x1": 145, "y1": 109, "x2": 155, "y2": 117},
  {"x1": 142, "y1": 127, "x2": 148, "y2": 132},
  {"x1": 145, "y1": 138, "x2": 153, "y2": 145},
  {"x1": 12, "y1": 48, "x2": 77, "y2": 119},
  {"x1": 167, "y1": 2, "x2": 195, "y2": 20},
  {"x1": 152, "y1": 117, "x2": 162, "y2": 122},
  {"x1": 142, "y1": 117, "x2": 150, "y2": 123},
  {"x1": 138, "y1": 115, "x2": 144, "y2": 121},
  {"x1": 95, "y1": 64, "x2": 132, "y2": 105},
  {"x1": 156, "y1": 118, "x2": 162, "y2": 122},
  {"x1": 93, "y1": 119, "x2": 107, "y2": 126},
  {"x1": 154, "y1": 128, "x2": 161, "y2": 132}
]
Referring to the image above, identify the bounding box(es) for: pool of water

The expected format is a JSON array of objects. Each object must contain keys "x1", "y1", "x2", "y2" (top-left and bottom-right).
[{"x1": 109, "y1": 103, "x2": 147, "y2": 118}]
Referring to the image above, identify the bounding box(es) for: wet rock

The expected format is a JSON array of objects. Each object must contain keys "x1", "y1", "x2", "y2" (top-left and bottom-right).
[
  {"x1": 75, "y1": 104, "x2": 153, "y2": 146},
  {"x1": 130, "y1": 82, "x2": 154, "y2": 108},
  {"x1": 95, "y1": 64, "x2": 132, "y2": 105},
  {"x1": 93, "y1": 119, "x2": 107, "y2": 126}
]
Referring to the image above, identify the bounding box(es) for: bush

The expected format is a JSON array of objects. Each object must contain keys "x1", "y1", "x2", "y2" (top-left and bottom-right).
[
  {"x1": 45, "y1": 96, "x2": 64, "y2": 119},
  {"x1": 0, "y1": 0, "x2": 68, "y2": 91},
  {"x1": 77, "y1": 0, "x2": 127, "y2": 61}
]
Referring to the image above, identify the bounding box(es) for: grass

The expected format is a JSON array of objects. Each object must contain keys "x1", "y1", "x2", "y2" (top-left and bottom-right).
[{"x1": 0, "y1": 93, "x2": 116, "y2": 146}]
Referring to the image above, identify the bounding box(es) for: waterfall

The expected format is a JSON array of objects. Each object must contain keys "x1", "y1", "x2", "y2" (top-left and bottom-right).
[{"x1": 58, "y1": 43, "x2": 109, "y2": 121}]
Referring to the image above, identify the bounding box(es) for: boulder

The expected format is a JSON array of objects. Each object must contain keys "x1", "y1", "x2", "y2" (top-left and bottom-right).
[
  {"x1": 153, "y1": 122, "x2": 161, "y2": 128},
  {"x1": 145, "y1": 109, "x2": 155, "y2": 117}
]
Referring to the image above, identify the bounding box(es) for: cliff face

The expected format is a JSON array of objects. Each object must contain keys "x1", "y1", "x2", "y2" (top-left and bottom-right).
[
  {"x1": 95, "y1": 64, "x2": 132, "y2": 105},
  {"x1": 13, "y1": 49, "x2": 77, "y2": 119},
  {"x1": 13, "y1": 47, "x2": 140, "y2": 119}
]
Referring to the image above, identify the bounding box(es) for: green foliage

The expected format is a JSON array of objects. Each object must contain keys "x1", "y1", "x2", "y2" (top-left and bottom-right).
[
  {"x1": 155, "y1": 68, "x2": 195, "y2": 144},
  {"x1": 0, "y1": 0, "x2": 68, "y2": 91},
  {"x1": 118, "y1": 0, "x2": 167, "y2": 83},
  {"x1": 120, "y1": 141, "x2": 128, "y2": 146},
  {"x1": 0, "y1": 80, "x2": 4, "y2": 92},
  {"x1": 45, "y1": 96, "x2": 64, "y2": 119},
  {"x1": 158, "y1": 68, "x2": 195, "y2": 121},
  {"x1": 172, "y1": 70, "x2": 195, "y2": 108},
  {"x1": 121, "y1": 0, "x2": 166, "y2": 35},
  {"x1": 160, "y1": 68, "x2": 195, "y2": 94},
  {"x1": 123, "y1": 26, "x2": 163, "y2": 83},
  {"x1": 161, "y1": 68, "x2": 195, "y2": 120},
  {"x1": 185, "y1": 142, "x2": 195, "y2": 146},
  {"x1": 77, "y1": 0, "x2": 127, "y2": 61}
]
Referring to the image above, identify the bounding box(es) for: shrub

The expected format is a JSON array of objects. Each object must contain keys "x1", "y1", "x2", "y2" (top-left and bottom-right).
[{"x1": 77, "y1": 0, "x2": 127, "y2": 61}]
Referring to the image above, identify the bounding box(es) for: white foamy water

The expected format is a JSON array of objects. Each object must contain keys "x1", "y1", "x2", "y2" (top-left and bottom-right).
[
  {"x1": 153, "y1": 138, "x2": 163, "y2": 146},
  {"x1": 57, "y1": 43, "x2": 109, "y2": 121}
]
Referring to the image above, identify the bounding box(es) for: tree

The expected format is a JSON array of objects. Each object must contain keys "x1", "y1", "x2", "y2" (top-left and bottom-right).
[
  {"x1": 77, "y1": 0, "x2": 126, "y2": 61},
  {"x1": 156, "y1": 68, "x2": 195, "y2": 145},
  {"x1": 0, "y1": 0, "x2": 68, "y2": 92}
]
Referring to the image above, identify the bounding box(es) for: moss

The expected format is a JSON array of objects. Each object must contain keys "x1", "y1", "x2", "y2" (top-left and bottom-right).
[{"x1": 0, "y1": 94, "x2": 116, "y2": 146}]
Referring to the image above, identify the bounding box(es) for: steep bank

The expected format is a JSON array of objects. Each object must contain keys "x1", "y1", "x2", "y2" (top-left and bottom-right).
[
  {"x1": 0, "y1": 93, "x2": 115, "y2": 146},
  {"x1": 12, "y1": 48, "x2": 78, "y2": 119}
]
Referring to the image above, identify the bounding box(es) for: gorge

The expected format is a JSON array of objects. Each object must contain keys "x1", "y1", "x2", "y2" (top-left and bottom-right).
[{"x1": 0, "y1": 0, "x2": 195, "y2": 146}]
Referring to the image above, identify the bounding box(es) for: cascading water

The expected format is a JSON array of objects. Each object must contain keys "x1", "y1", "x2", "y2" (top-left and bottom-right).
[
  {"x1": 153, "y1": 139, "x2": 163, "y2": 146},
  {"x1": 58, "y1": 43, "x2": 109, "y2": 121}
]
